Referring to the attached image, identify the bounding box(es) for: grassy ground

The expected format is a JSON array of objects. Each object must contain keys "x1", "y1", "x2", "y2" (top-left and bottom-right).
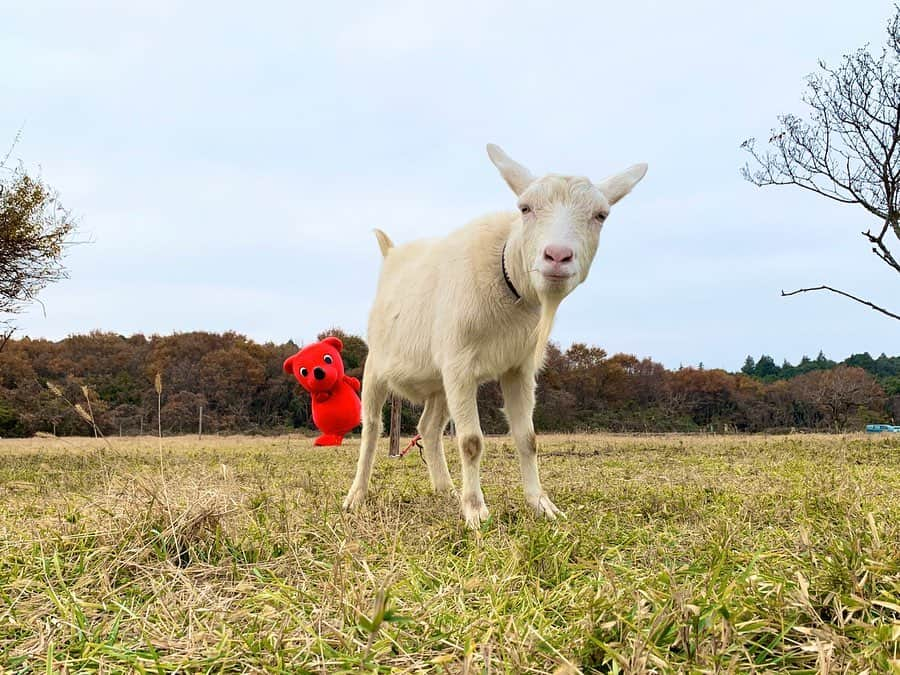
[{"x1": 0, "y1": 433, "x2": 898, "y2": 673}]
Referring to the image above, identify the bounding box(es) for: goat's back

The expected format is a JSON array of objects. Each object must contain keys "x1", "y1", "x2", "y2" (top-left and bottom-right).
[{"x1": 366, "y1": 212, "x2": 537, "y2": 395}]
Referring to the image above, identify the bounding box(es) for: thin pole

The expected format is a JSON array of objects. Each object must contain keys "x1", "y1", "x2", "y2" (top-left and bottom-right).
[
  {"x1": 155, "y1": 373, "x2": 162, "y2": 445},
  {"x1": 199, "y1": 406, "x2": 203, "y2": 440},
  {"x1": 388, "y1": 394, "x2": 401, "y2": 457}
]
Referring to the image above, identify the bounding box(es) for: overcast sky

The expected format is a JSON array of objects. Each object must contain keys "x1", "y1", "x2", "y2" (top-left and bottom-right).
[{"x1": 4, "y1": 0, "x2": 899, "y2": 369}]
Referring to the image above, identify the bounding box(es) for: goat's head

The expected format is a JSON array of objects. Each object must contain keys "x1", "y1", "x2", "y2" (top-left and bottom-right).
[{"x1": 487, "y1": 144, "x2": 647, "y2": 300}]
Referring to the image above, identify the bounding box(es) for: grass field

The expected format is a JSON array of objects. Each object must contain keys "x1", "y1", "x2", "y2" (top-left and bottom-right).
[{"x1": 0, "y1": 433, "x2": 898, "y2": 673}]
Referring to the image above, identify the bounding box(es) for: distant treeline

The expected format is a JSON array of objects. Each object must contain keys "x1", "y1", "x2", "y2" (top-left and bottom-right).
[
  {"x1": 741, "y1": 351, "x2": 900, "y2": 383},
  {"x1": 0, "y1": 330, "x2": 897, "y2": 438}
]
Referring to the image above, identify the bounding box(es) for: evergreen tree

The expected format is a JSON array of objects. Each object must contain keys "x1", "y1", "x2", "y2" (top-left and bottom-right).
[
  {"x1": 755, "y1": 355, "x2": 780, "y2": 379},
  {"x1": 741, "y1": 355, "x2": 756, "y2": 375}
]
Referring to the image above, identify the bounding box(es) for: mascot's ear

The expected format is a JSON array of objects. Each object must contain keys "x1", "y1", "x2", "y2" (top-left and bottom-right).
[
  {"x1": 322, "y1": 336, "x2": 343, "y2": 353},
  {"x1": 283, "y1": 355, "x2": 296, "y2": 374}
]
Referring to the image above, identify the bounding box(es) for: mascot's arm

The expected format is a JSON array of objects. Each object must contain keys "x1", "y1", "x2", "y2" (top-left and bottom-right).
[{"x1": 344, "y1": 376, "x2": 361, "y2": 394}]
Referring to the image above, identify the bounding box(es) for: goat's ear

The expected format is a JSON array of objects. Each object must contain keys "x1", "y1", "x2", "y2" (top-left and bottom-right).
[
  {"x1": 283, "y1": 355, "x2": 296, "y2": 375},
  {"x1": 322, "y1": 336, "x2": 343, "y2": 352},
  {"x1": 596, "y1": 163, "x2": 648, "y2": 205},
  {"x1": 486, "y1": 144, "x2": 534, "y2": 196}
]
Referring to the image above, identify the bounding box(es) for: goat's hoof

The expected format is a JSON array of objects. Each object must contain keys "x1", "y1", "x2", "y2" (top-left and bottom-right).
[
  {"x1": 432, "y1": 479, "x2": 457, "y2": 496},
  {"x1": 527, "y1": 493, "x2": 565, "y2": 520},
  {"x1": 342, "y1": 485, "x2": 367, "y2": 511},
  {"x1": 461, "y1": 494, "x2": 490, "y2": 529}
]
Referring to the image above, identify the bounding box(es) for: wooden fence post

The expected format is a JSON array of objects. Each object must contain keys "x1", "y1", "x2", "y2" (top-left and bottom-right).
[{"x1": 388, "y1": 394, "x2": 401, "y2": 457}]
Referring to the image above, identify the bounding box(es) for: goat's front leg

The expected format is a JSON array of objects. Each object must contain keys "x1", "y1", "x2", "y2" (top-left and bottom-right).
[
  {"x1": 342, "y1": 374, "x2": 389, "y2": 511},
  {"x1": 500, "y1": 367, "x2": 562, "y2": 519},
  {"x1": 443, "y1": 372, "x2": 488, "y2": 528}
]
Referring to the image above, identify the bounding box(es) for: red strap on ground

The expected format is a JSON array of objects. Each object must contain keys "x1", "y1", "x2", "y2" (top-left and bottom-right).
[{"x1": 399, "y1": 433, "x2": 423, "y2": 458}]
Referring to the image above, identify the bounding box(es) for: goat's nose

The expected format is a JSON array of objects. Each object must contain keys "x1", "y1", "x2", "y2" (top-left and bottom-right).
[
  {"x1": 313, "y1": 367, "x2": 326, "y2": 380},
  {"x1": 543, "y1": 245, "x2": 574, "y2": 264}
]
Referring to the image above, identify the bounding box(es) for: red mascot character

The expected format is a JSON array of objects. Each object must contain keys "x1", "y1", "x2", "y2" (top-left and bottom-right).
[{"x1": 283, "y1": 337, "x2": 361, "y2": 446}]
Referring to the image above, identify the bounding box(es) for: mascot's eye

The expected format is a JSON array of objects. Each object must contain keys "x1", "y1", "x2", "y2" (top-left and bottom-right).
[
  {"x1": 519, "y1": 204, "x2": 531, "y2": 214},
  {"x1": 595, "y1": 211, "x2": 608, "y2": 222},
  {"x1": 300, "y1": 367, "x2": 308, "y2": 377},
  {"x1": 324, "y1": 355, "x2": 333, "y2": 364}
]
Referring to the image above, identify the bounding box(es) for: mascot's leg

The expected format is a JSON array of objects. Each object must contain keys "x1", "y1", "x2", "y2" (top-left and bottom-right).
[
  {"x1": 418, "y1": 392, "x2": 454, "y2": 493},
  {"x1": 315, "y1": 434, "x2": 344, "y2": 446},
  {"x1": 342, "y1": 374, "x2": 388, "y2": 510}
]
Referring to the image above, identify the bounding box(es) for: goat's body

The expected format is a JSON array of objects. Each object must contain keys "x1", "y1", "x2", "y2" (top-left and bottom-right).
[
  {"x1": 367, "y1": 213, "x2": 540, "y2": 402},
  {"x1": 342, "y1": 144, "x2": 647, "y2": 528}
]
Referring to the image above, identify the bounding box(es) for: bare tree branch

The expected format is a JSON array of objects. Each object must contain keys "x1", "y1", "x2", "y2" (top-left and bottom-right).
[
  {"x1": 0, "y1": 325, "x2": 13, "y2": 353},
  {"x1": 781, "y1": 285, "x2": 900, "y2": 320},
  {"x1": 0, "y1": 125, "x2": 24, "y2": 170},
  {"x1": 743, "y1": 6, "x2": 900, "y2": 320}
]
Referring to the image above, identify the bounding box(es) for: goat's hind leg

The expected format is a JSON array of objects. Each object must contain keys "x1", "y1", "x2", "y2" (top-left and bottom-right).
[
  {"x1": 418, "y1": 393, "x2": 454, "y2": 494},
  {"x1": 342, "y1": 374, "x2": 389, "y2": 511}
]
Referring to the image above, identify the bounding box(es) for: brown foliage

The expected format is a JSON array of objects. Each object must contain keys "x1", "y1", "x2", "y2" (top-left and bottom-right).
[
  {"x1": 0, "y1": 162, "x2": 75, "y2": 334},
  {"x1": 0, "y1": 331, "x2": 893, "y2": 437}
]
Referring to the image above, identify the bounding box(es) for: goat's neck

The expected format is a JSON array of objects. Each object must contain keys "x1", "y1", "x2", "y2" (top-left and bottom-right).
[
  {"x1": 503, "y1": 228, "x2": 538, "y2": 306},
  {"x1": 503, "y1": 226, "x2": 561, "y2": 370}
]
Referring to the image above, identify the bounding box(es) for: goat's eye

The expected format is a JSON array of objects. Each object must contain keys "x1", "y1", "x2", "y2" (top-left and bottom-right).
[
  {"x1": 519, "y1": 205, "x2": 531, "y2": 214},
  {"x1": 595, "y1": 212, "x2": 608, "y2": 222},
  {"x1": 300, "y1": 367, "x2": 308, "y2": 376},
  {"x1": 323, "y1": 355, "x2": 333, "y2": 364}
]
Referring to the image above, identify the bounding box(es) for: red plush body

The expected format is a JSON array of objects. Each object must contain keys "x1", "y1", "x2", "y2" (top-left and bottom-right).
[{"x1": 283, "y1": 337, "x2": 361, "y2": 446}]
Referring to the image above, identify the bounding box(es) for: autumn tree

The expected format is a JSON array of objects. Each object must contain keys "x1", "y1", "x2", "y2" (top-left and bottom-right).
[
  {"x1": 1, "y1": 134, "x2": 75, "y2": 348},
  {"x1": 742, "y1": 7, "x2": 900, "y2": 320},
  {"x1": 0, "y1": 328, "x2": 894, "y2": 436},
  {"x1": 665, "y1": 368, "x2": 739, "y2": 429},
  {"x1": 790, "y1": 366, "x2": 885, "y2": 429},
  {"x1": 534, "y1": 343, "x2": 578, "y2": 431}
]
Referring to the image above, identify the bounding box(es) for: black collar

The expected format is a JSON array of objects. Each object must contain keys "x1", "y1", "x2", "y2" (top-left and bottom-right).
[{"x1": 501, "y1": 243, "x2": 521, "y2": 302}]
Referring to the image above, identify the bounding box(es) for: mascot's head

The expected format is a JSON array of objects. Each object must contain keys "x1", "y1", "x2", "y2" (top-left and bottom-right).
[{"x1": 283, "y1": 337, "x2": 346, "y2": 393}]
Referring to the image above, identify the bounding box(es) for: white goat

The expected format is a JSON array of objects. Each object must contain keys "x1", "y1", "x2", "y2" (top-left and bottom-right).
[{"x1": 343, "y1": 145, "x2": 647, "y2": 527}]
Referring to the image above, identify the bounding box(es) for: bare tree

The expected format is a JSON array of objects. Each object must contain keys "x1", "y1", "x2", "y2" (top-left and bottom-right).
[
  {"x1": 0, "y1": 132, "x2": 75, "y2": 348},
  {"x1": 742, "y1": 7, "x2": 900, "y2": 320},
  {"x1": 790, "y1": 366, "x2": 885, "y2": 429}
]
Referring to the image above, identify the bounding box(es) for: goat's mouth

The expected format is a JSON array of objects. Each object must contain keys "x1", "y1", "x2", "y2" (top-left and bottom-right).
[{"x1": 541, "y1": 271, "x2": 575, "y2": 282}]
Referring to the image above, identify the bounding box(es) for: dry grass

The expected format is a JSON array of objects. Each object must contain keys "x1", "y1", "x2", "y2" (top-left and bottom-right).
[{"x1": 0, "y1": 432, "x2": 899, "y2": 673}]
